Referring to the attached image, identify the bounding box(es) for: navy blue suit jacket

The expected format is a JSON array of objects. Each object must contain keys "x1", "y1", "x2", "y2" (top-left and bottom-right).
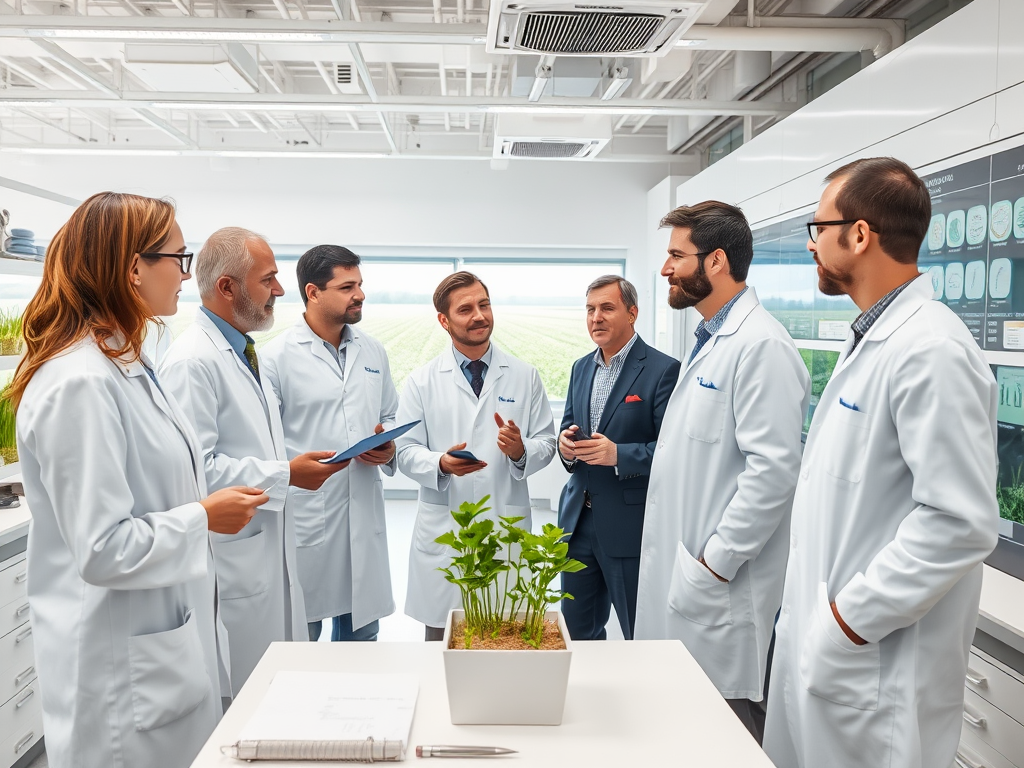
[{"x1": 557, "y1": 336, "x2": 680, "y2": 558}]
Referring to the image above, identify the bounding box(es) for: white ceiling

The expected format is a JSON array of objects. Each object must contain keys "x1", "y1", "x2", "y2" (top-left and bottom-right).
[{"x1": 0, "y1": 0, "x2": 916, "y2": 161}]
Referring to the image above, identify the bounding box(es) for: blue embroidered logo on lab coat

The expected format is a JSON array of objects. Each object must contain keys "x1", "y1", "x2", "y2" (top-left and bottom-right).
[
  {"x1": 498, "y1": 396, "x2": 516, "y2": 403},
  {"x1": 364, "y1": 367, "x2": 380, "y2": 374}
]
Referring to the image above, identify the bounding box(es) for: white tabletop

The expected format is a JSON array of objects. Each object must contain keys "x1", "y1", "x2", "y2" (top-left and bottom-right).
[
  {"x1": 191, "y1": 640, "x2": 775, "y2": 768},
  {"x1": 0, "y1": 468, "x2": 30, "y2": 549}
]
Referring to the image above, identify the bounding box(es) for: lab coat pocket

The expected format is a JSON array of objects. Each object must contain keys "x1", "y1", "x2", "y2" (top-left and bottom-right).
[
  {"x1": 214, "y1": 526, "x2": 271, "y2": 600},
  {"x1": 822, "y1": 406, "x2": 870, "y2": 483},
  {"x1": 128, "y1": 608, "x2": 211, "y2": 732},
  {"x1": 684, "y1": 387, "x2": 728, "y2": 444},
  {"x1": 291, "y1": 489, "x2": 327, "y2": 547},
  {"x1": 413, "y1": 502, "x2": 452, "y2": 556},
  {"x1": 799, "y1": 582, "x2": 880, "y2": 711},
  {"x1": 667, "y1": 542, "x2": 732, "y2": 626}
]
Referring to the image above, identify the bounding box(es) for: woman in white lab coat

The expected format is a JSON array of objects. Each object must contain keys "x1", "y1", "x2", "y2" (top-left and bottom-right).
[{"x1": 9, "y1": 193, "x2": 266, "y2": 768}]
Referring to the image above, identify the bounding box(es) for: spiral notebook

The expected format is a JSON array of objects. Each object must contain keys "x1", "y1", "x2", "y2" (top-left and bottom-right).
[{"x1": 230, "y1": 672, "x2": 419, "y2": 762}]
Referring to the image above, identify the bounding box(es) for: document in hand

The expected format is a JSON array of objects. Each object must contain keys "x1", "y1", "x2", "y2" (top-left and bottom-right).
[
  {"x1": 319, "y1": 421, "x2": 422, "y2": 464},
  {"x1": 236, "y1": 672, "x2": 419, "y2": 760}
]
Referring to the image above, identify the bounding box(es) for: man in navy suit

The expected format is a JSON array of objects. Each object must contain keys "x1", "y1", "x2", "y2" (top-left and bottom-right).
[{"x1": 558, "y1": 276, "x2": 680, "y2": 640}]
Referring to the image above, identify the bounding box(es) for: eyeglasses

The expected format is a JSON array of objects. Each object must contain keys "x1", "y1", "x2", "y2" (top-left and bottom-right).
[
  {"x1": 141, "y1": 251, "x2": 194, "y2": 274},
  {"x1": 671, "y1": 250, "x2": 715, "y2": 260},
  {"x1": 806, "y1": 220, "x2": 879, "y2": 243}
]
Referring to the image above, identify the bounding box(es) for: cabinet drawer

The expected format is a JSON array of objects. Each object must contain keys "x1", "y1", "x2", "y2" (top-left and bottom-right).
[
  {"x1": 0, "y1": 557, "x2": 26, "y2": 612},
  {"x1": 967, "y1": 651, "x2": 1024, "y2": 726},
  {"x1": 0, "y1": 597, "x2": 28, "y2": 641},
  {"x1": 956, "y1": 727, "x2": 1016, "y2": 768},
  {"x1": 0, "y1": 679, "x2": 40, "y2": 755},
  {"x1": 963, "y1": 688, "x2": 1024, "y2": 767},
  {"x1": 0, "y1": 706, "x2": 41, "y2": 768},
  {"x1": 0, "y1": 626, "x2": 34, "y2": 707}
]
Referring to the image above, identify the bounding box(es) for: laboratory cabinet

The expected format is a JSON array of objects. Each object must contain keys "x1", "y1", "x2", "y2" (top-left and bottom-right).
[{"x1": 0, "y1": 539, "x2": 41, "y2": 768}]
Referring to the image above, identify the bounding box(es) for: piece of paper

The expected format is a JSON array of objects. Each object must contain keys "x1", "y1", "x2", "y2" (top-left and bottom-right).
[
  {"x1": 239, "y1": 672, "x2": 418, "y2": 745},
  {"x1": 446, "y1": 449, "x2": 480, "y2": 462},
  {"x1": 320, "y1": 421, "x2": 421, "y2": 464}
]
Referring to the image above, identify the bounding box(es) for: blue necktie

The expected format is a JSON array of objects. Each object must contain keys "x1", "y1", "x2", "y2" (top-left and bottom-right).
[
  {"x1": 467, "y1": 359, "x2": 486, "y2": 398},
  {"x1": 688, "y1": 326, "x2": 712, "y2": 364}
]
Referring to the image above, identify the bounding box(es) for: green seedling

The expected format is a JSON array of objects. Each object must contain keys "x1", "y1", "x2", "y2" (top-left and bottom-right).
[{"x1": 436, "y1": 496, "x2": 585, "y2": 649}]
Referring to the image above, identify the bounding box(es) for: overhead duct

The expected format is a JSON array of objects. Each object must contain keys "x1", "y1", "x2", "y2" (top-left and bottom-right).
[
  {"x1": 123, "y1": 43, "x2": 256, "y2": 93},
  {"x1": 510, "y1": 56, "x2": 604, "y2": 98},
  {"x1": 679, "y1": 16, "x2": 905, "y2": 59},
  {"x1": 493, "y1": 113, "x2": 611, "y2": 160}
]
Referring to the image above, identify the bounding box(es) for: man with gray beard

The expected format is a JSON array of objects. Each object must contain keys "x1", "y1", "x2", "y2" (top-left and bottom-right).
[{"x1": 160, "y1": 227, "x2": 347, "y2": 695}]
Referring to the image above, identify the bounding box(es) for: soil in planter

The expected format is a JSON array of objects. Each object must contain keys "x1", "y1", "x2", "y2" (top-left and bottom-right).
[{"x1": 449, "y1": 619, "x2": 567, "y2": 651}]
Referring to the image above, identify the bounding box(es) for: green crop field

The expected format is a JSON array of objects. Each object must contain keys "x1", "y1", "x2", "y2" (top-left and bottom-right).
[{"x1": 165, "y1": 302, "x2": 594, "y2": 400}]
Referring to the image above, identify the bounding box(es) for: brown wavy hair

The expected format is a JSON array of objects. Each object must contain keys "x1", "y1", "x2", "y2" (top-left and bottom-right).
[{"x1": 6, "y1": 192, "x2": 176, "y2": 409}]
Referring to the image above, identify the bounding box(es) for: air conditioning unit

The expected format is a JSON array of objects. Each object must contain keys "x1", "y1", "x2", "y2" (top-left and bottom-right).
[
  {"x1": 493, "y1": 114, "x2": 612, "y2": 160},
  {"x1": 486, "y1": 0, "x2": 708, "y2": 57},
  {"x1": 334, "y1": 63, "x2": 361, "y2": 94}
]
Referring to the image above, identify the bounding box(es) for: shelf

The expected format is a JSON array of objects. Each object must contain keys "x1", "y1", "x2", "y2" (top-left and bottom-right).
[{"x1": 0, "y1": 257, "x2": 42, "y2": 277}]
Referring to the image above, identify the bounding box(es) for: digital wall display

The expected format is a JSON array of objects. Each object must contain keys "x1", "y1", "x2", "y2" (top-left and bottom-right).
[
  {"x1": 915, "y1": 147, "x2": 1024, "y2": 351},
  {"x1": 750, "y1": 217, "x2": 858, "y2": 341}
]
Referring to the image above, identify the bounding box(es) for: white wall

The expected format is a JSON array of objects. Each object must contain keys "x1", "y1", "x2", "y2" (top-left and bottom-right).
[{"x1": 675, "y1": 0, "x2": 1020, "y2": 227}]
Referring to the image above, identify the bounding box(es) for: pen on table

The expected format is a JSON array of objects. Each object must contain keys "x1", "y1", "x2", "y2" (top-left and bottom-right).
[{"x1": 417, "y1": 746, "x2": 517, "y2": 758}]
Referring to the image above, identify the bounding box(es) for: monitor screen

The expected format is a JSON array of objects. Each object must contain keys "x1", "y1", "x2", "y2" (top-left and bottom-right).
[{"x1": 988, "y1": 365, "x2": 1024, "y2": 578}]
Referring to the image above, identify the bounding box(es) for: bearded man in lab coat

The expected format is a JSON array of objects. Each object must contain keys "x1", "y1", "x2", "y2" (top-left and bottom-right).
[
  {"x1": 763, "y1": 157, "x2": 999, "y2": 768},
  {"x1": 634, "y1": 201, "x2": 810, "y2": 744},
  {"x1": 161, "y1": 227, "x2": 350, "y2": 694},
  {"x1": 262, "y1": 245, "x2": 398, "y2": 642},
  {"x1": 396, "y1": 271, "x2": 557, "y2": 640}
]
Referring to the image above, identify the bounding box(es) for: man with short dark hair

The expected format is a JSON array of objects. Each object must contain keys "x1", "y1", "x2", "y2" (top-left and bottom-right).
[
  {"x1": 396, "y1": 271, "x2": 557, "y2": 640},
  {"x1": 261, "y1": 245, "x2": 399, "y2": 643},
  {"x1": 634, "y1": 201, "x2": 810, "y2": 743},
  {"x1": 557, "y1": 275, "x2": 679, "y2": 641},
  {"x1": 763, "y1": 157, "x2": 999, "y2": 768}
]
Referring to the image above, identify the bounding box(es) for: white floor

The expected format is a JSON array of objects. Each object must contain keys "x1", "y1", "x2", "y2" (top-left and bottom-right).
[{"x1": 25, "y1": 499, "x2": 621, "y2": 768}]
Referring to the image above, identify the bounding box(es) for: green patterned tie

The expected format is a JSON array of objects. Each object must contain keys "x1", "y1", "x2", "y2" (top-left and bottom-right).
[{"x1": 243, "y1": 339, "x2": 261, "y2": 383}]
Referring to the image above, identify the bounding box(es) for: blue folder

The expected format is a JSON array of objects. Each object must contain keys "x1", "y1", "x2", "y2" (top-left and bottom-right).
[{"x1": 319, "y1": 420, "x2": 421, "y2": 464}]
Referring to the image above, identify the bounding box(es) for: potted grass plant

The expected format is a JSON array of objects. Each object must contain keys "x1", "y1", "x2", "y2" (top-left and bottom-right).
[
  {"x1": 436, "y1": 496, "x2": 585, "y2": 725},
  {"x1": 0, "y1": 385, "x2": 16, "y2": 466},
  {"x1": 0, "y1": 309, "x2": 23, "y2": 357}
]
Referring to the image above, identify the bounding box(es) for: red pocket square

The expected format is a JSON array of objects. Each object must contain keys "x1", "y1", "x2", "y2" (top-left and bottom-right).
[{"x1": 625, "y1": 394, "x2": 642, "y2": 403}]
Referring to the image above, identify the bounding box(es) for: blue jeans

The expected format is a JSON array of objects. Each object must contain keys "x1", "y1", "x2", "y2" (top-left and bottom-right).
[{"x1": 308, "y1": 614, "x2": 379, "y2": 642}]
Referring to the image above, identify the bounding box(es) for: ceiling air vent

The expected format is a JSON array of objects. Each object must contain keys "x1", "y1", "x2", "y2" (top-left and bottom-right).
[
  {"x1": 334, "y1": 63, "x2": 360, "y2": 94},
  {"x1": 518, "y1": 11, "x2": 663, "y2": 55},
  {"x1": 487, "y1": 0, "x2": 708, "y2": 57},
  {"x1": 494, "y1": 114, "x2": 612, "y2": 161},
  {"x1": 510, "y1": 141, "x2": 589, "y2": 158}
]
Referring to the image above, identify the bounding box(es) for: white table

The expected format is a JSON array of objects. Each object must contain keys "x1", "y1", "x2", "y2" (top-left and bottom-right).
[{"x1": 191, "y1": 640, "x2": 775, "y2": 768}]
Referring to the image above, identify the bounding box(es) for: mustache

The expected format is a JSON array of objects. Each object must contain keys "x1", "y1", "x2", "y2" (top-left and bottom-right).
[{"x1": 468, "y1": 322, "x2": 490, "y2": 330}]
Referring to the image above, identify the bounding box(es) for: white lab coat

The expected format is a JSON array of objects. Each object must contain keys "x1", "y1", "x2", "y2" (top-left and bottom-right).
[
  {"x1": 160, "y1": 309, "x2": 306, "y2": 695},
  {"x1": 763, "y1": 275, "x2": 999, "y2": 768},
  {"x1": 634, "y1": 288, "x2": 809, "y2": 700},
  {"x1": 17, "y1": 338, "x2": 227, "y2": 768},
  {"x1": 262, "y1": 316, "x2": 397, "y2": 628},
  {"x1": 396, "y1": 344, "x2": 557, "y2": 628}
]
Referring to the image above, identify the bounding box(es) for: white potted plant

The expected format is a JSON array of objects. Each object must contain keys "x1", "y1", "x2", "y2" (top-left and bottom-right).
[{"x1": 436, "y1": 496, "x2": 585, "y2": 726}]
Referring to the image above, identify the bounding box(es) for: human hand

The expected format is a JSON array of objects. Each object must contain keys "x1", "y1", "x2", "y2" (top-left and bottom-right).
[
  {"x1": 201, "y1": 486, "x2": 267, "y2": 534},
  {"x1": 572, "y1": 432, "x2": 617, "y2": 467},
  {"x1": 358, "y1": 423, "x2": 396, "y2": 466},
  {"x1": 494, "y1": 413, "x2": 525, "y2": 462},
  {"x1": 699, "y1": 556, "x2": 728, "y2": 583},
  {"x1": 439, "y1": 443, "x2": 488, "y2": 476},
  {"x1": 558, "y1": 427, "x2": 579, "y2": 461},
  {"x1": 830, "y1": 601, "x2": 867, "y2": 645},
  {"x1": 289, "y1": 451, "x2": 350, "y2": 490}
]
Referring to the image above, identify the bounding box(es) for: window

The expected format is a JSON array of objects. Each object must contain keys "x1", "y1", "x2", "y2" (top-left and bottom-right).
[
  {"x1": 708, "y1": 125, "x2": 745, "y2": 167},
  {"x1": 807, "y1": 53, "x2": 861, "y2": 103},
  {"x1": 0, "y1": 274, "x2": 41, "y2": 390},
  {"x1": 158, "y1": 254, "x2": 622, "y2": 400}
]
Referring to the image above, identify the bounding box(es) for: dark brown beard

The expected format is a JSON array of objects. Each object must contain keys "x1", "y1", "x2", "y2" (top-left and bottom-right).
[{"x1": 667, "y1": 263, "x2": 713, "y2": 309}]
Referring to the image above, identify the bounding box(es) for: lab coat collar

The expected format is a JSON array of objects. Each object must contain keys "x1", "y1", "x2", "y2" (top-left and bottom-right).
[
  {"x1": 685, "y1": 286, "x2": 759, "y2": 372},
  {"x1": 293, "y1": 315, "x2": 359, "y2": 384},
  {"x1": 194, "y1": 308, "x2": 270, "y2": 410},
  {"x1": 440, "y1": 342, "x2": 508, "y2": 401},
  {"x1": 834, "y1": 274, "x2": 932, "y2": 372}
]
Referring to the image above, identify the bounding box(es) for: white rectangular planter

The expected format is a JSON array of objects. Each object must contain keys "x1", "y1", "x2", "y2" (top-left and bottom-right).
[{"x1": 442, "y1": 609, "x2": 573, "y2": 726}]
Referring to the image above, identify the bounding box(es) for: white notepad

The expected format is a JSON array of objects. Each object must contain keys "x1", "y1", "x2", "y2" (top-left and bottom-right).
[{"x1": 239, "y1": 672, "x2": 418, "y2": 757}]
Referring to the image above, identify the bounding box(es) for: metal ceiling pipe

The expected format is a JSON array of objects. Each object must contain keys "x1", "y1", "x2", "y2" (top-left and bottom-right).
[{"x1": 680, "y1": 23, "x2": 895, "y2": 58}]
